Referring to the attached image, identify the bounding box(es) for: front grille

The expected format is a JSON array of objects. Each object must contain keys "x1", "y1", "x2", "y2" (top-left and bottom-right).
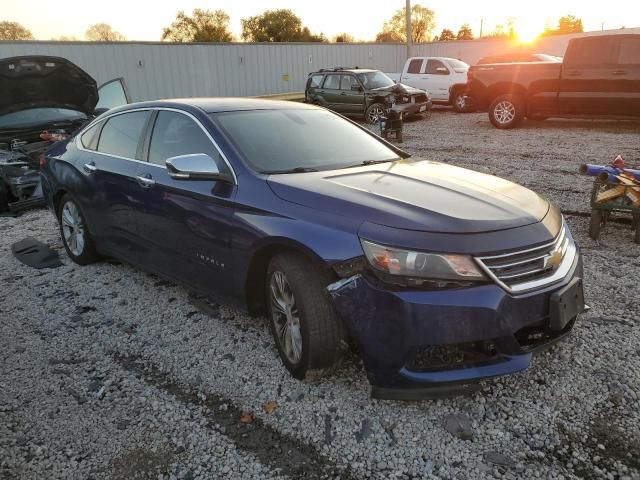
[
  {"x1": 412, "y1": 94, "x2": 428, "y2": 104},
  {"x1": 475, "y1": 224, "x2": 572, "y2": 293}
]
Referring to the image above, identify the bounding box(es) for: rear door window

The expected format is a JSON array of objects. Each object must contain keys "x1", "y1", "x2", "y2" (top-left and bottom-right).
[
  {"x1": 425, "y1": 59, "x2": 449, "y2": 75},
  {"x1": 148, "y1": 111, "x2": 227, "y2": 172},
  {"x1": 407, "y1": 59, "x2": 423, "y2": 74},
  {"x1": 565, "y1": 38, "x2": 617, "y2": 67},
  {"x1": 322, "y1": 74, "x2": 340, "y2": 89},
  {"x1": 617, "y1": 38, "x2": 640, "y2": 65},
  {"x1": 97, "y1": 111, "x2": 150, "y2": 159}
]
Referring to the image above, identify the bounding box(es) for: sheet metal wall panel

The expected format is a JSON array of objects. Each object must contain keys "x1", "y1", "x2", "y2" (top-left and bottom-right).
[{"x1": 1, "y1": 29, "x2": 637, "y2": 101}]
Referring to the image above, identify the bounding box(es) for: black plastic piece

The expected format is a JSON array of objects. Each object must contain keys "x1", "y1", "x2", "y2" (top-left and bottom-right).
[
  {"x1": 549, "y1": 277, "x2": 585, "y2": 331},
  {"x1": 371, "y1": 382, "x2": 481, "y2": 401},
  {"x1": 11, "y1": 237, "x2": 62, "y2": 269}
]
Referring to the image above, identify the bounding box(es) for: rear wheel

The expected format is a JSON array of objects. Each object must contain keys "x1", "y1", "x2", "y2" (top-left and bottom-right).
[
  {"x1": 266, "y1": 253, "x2": 347, "y2": 380},
  {"x1": 589, "y1": 209, "x2": 603, "y2": 240},
  {"x1": 452, "y1": 90, "x2": 471, "y2": 113},
  {"x1": 0, "y1": 180, "x2": 9, "y2": 212},
  {"x1": 58, "y1": 194, "x2": 99, "y2": 265},
  {"x1": 489, "y1": 94, "x2": 525, "y2": 129},
  {"x1": 365, "y1": 103, "x2": 386, "y2": 124}
]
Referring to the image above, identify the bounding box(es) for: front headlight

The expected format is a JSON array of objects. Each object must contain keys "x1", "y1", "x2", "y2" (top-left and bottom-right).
[{"x1": 361, "y1": 240, "x2": 487, "y2": 283}]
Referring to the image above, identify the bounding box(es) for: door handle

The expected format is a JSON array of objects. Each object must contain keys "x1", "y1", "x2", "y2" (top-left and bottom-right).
[
  {"x1": 83, "y1": 162, "x2": 97, "y2": 174},
  {"x1": 612, "y1": 70, "x2": 628, "y2": 75},
  {"x1": 340, "y1": 92, "x2": 347, "y2": 95},
  {"x1": 136, "y1": 174, "x2": 155, "y2": 188},
  {"x1": 566, "y1": 71, "x2": 581, "y2": 77}
]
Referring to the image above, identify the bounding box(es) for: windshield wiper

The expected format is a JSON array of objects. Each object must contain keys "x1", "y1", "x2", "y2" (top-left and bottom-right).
[
  {"x1": 265, "y1": 166, "x2": 320, "y2": 174},
  {"x1": 360, "y1": 159, "x2": 398, "y2": 165}
]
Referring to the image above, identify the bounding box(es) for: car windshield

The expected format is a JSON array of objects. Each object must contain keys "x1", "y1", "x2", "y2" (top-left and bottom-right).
[
  {"x1": 0, "y1": 108, "x2": 87, "y2": 129},
  {"x1": 356, "y1": 71, "x2": 395, "y2": 89},
  {"x1": 212, "y1": 109, "x2": 399, "y2": 173},
  {"x1": 446, "y1": 59, "x2": 469, "y2": 69}
]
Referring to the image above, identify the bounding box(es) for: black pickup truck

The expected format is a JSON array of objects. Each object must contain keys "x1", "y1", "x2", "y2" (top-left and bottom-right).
[{"x1": 467, "y1": 34, "x2": 640, "y2": 128}]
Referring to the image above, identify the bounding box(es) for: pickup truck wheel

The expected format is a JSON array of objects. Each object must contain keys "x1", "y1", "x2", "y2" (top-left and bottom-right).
[
  {"x1": 58, "y1": 194, "x2": 99, "y2": 265},
  {"x1": 0, "y1": 180, "x2": 10, "y2": 212},
  {"x1": 489, "y1": 94, "x2": 524, "y2": 129},
  {"x1": 266, "y1": 253, "x2": 347, "y2": 380},
  {"x1": 365, "y1": 103, "x2": 386, "y2": 124}
]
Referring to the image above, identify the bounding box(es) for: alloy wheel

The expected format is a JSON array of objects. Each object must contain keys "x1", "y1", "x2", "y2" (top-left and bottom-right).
[
  {"x1": 455, "y1": 94, "x2": 466, "y2": 111},
  {"x1": 270, "y1": 270, "x2": 303, "y2": 364},
  {"x1": 61, "y1": 201, "x2": 86, "y2": 257},
  {"x1": 367, "y1": 106, "x2": 385, "y2": 124},
  {"x1": 493, "y1": 101, "x2": 516, "y2": 124}
]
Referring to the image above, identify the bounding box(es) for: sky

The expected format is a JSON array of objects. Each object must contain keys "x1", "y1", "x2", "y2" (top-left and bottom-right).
[{"x1": 3, "y1": 0, "x2": 638, "y2": 41}]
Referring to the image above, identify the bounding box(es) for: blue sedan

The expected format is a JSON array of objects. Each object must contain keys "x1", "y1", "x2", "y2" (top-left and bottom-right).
[{"x1": 40, "y1": 98, "x2": 584, "y2": 399}]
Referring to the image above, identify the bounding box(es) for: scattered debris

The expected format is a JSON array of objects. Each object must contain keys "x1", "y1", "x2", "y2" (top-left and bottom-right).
[
  {"x1": 11, "y1": 237, "x2": 62, "y2": 269},
  {"x1": 443, "y1": 413, "x2": 474, "y2": 441},
  {"x1": 262, "y1": 401, "x2": 278, "y2": 414},
  {"x1": 239, "y1": 412, "x2": 254, "y2": 424}
]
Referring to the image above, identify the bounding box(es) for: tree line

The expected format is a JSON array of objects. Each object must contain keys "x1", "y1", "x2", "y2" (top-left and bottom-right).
[{"x1": 0, "y1": 7, "x2": 584, "y2": 43}]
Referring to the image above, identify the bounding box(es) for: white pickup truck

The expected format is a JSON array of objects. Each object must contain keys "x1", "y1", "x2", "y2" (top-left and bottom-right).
[{"x1": 387, "y1": 57, "x2": 472, "y2": 112}]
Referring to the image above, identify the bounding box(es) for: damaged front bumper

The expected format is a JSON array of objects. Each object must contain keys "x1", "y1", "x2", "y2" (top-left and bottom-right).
[{"x1": 328, "y1": 252, "x2": 583, "y2": 400}]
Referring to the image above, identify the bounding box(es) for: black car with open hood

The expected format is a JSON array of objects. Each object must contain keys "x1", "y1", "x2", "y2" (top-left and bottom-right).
[{"x1": 0, "y1": 55, "x2": 128, "y2": 214}]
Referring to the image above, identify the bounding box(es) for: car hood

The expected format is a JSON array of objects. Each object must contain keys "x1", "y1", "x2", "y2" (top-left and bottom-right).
[
  {"x1": 0, "y1": 56, "x2": 98, "y2": 117},
  {"x1": 371, "y1": 83, "x2": 425, "y2": 96},
  {"x1": 267, "y1": 160, "x2": 549, "y2": 234}
]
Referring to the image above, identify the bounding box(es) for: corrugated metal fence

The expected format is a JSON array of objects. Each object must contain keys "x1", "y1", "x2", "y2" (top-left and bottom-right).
[{"x1": 1, "y1": 28, "x2": 637, "y2": 101}]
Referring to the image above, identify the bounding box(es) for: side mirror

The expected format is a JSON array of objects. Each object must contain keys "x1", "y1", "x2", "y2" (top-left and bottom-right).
[
  {"x1": 351, "y1": 84, "x2": 363, "y2": 91},
  {"x1": 436, "y1": 67, "x2": 450, "y2": 75},
  {"x1": 166, "y1": 153, "x2": 232, "y2": 182}
]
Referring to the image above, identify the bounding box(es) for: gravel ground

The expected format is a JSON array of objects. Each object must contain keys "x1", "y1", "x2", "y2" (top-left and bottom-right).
[{"x1": 1, "y1": 110, "x2": 639, "y2": 480}]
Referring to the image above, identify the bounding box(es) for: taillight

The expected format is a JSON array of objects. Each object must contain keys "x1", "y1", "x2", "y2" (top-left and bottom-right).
[{"x1": 39, "y1": 153, "x2": 46, "y2": 170}]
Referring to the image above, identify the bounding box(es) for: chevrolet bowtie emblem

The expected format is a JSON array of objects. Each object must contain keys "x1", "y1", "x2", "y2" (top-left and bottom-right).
[{"x1": 544, "y1": 249, "x2": 563, "y2": 268}]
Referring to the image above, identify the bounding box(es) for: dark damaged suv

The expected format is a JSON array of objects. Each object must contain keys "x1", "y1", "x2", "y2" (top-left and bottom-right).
[{"x1": 305, "y1": 67, "x2": 432, "y2": 123}]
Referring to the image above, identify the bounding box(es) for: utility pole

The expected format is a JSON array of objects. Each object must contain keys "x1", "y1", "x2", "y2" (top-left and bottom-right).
[
  {"x1": 479, "y1": 18, "x2": 484, "y2": 38},
  {"x1": 406, "y1": 0, "x2": 412, "y2": 59}
]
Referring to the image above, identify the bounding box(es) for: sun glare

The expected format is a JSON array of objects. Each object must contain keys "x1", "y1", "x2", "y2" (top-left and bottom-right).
[{"x1": 514, "y1": 19, "x2": 544, "y2": 43}]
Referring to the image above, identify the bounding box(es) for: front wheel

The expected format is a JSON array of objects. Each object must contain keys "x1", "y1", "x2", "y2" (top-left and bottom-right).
[
  {"x1": 365, "y1": 103, "x2": 386, "y2": 124},
  {"x1": 488, "y1": 94, "x2": 525, "y2": 129},
  {"x1": 266, "y1": 253, "x2": 347, "y2": 380},
  {"x1": 58, "y1": 194, "x2": 99, "y2": 265}
]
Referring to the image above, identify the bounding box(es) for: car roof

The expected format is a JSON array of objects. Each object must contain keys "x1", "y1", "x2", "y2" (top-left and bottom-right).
[
  {"x1": 312, "y1": 69, "x2": 377, "y2": 74},
  {"x1": 107, "y1": 97, "x2": 318, "y2": 114}
]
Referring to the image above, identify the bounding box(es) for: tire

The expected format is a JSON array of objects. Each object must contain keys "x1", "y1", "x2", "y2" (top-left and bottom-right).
[
  {"x1": 488, "y1": 94, "x2": 525, "y2": 129},
  {"x1": 635, "y1": 224, "x2": 640, "y2": 245},
  {"x1": 58, "y1": 193, "x2": 99, "y2": 265},
  {"x1": 266, "y1": 253, "x2": 347, "y2": 380},
  {"x1": 452, "y1": 90, "x2": 471, "y2": 113},
  {"x1": 365, "y1": 103, "x2": 386, "y2": 124},
  {"x1": 589, "y1": 209, "x2": 603, "y2": 240},
  {"x1": 0, "y1": 180, "x2": 9, "y2": 212}
]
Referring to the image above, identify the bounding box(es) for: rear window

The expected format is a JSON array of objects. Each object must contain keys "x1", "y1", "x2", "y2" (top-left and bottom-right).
[
  {"x1": 618, "y1": 38, "x2": 640, "y2": 65},
  {"x1": 97, "y1": 111, "x2": 150, "y2": 159}
]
